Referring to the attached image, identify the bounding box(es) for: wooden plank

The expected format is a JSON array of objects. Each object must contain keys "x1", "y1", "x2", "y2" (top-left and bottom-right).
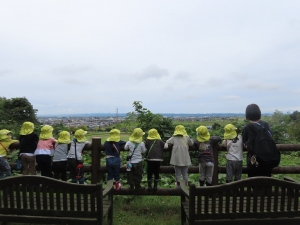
[
  {"x1": 36, "y1": 185, "x2": 41, "y2": 209},
  {"x1": 56, "y1": 187, "x2": 61, "y2": 210},
  {"x1": 0, "y1": 176, "x2": 113, "y2": 224}
]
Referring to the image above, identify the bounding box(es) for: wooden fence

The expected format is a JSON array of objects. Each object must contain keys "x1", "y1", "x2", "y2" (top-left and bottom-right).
[{"x1": 8, "y1": 137, "x2": 300, "y2": 195}]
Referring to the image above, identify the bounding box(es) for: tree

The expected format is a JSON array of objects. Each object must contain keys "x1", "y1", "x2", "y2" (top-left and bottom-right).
[
  {"x1": 130, "y1": 101, "x2": 173, "y2": 140},
  {"x1": 122, "y1": 112, "x2": 138, "y2": 132},
  {"x1": 0, "y1": 97, "x2": 39, "y2": 136},
  {"x1": 290, "y1": 111, "x2": 300, "y2": 121},
  {"x1": 1, "y1": 97, "x2": 38, "y2": 124}
]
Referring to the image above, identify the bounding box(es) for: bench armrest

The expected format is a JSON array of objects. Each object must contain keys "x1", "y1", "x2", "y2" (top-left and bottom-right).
[
  {"x1": 103, "y1": 180, "x2": 114, "y2": 197},
  {"x1": 284, "y1": 176, "x2": 300, "y2": 183},
  {"x1": 179, "y1": 179, "x2": 189, "y2": 198}
]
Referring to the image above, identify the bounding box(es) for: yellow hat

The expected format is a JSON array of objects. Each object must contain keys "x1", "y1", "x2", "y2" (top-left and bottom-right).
[
  {"x1": 173, "y1": 125, "x2": 185, "y2": 136},
  {"x1": 147, "y1": 129, "x2": 161, "y2": 140},
  {"x1": 74, "y1": 129, "x2": 87, "y2": 142},
  {"x1": 196, "y1": 126, "x2": 210, "y2": 142},
  {"x1": 129, "y1": 128, "x2": 145, "y2": 143},
  {"x1": 106, "y1": 129, "x2": 121, "y2": 142},
  {"x1": 0, "y1": 129, "x2": 12, "y2": 142},
  {"x1": 57, "y1": 131, "x2": 71, "y2": 144},
  {"x1": 20, "y1": 122, "x2": 34, "y2": 135},
  {"x1": 224, "y1": 124, "x2": 237, "y2": 140},
  {"x1": 39, "y1": 125, "x2": 54, "y2": 140},
  {"x1": 183, "y1": 129, "x2": 188, "y2": 137}
]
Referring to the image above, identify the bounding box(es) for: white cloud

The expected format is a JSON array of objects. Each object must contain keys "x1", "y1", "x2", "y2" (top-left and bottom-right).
[
  {"x1": 0, "y1": 0, "x2": 299, "y2": 115},
  {"x1": 133, "y1": 65, "x2": 169, "y2": 80}
]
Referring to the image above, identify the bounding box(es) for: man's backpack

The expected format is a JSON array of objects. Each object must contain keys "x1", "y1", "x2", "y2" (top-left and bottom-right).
[{"x1": 249, "y1": 123, "x2": 281, "y2": 169}]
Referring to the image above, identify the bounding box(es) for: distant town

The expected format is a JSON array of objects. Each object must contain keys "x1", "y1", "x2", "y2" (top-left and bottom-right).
[{"x1": 37, "y1": 113, "x2": 250, "y2": 130}]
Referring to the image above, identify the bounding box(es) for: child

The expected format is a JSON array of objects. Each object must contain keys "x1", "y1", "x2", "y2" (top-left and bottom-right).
[
  {"x1": 194, "y1": 126, "x2": 214, "y2": 186},
  {"x1": 52, "y1": 131, "x2": 71, "y2": 181},
  {"x1": 145, "y1": 128, "x2": 165, "y2": 192},
  {"x1": 19, "y1": 122, "x2": 39, "y2": 175},
  {"x1": 221, "y1": 124, "x2": 243, "y2": 183},
  {"x1": 104, "y1": 129, "x2": 126, "y2": 191},
  {"x1": 67, "y1": 129, "x2": 90, "y2": 184},
  {"x1": 124, "y1": 128, "x2": 147, "y2": 191},
  {"x1": 0, "y1": 129, "x2": 19, "y2": 178},
  {"x1": 165, "y1": 125, "x2": 194, "y2": 188},
  {"x1": 34, "y1": 125, "x2": 56, "y2": 178}
]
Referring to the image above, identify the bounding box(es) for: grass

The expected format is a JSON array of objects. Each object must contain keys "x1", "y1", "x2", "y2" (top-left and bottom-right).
[
  {"x1": 113, "y1": 195, "x2": 181, "y2": 225},
  {"x1": 6, "y1": 196, "x2": 181, "y2": 225}
]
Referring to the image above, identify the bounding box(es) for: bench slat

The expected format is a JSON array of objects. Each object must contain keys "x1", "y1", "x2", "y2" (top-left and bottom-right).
[
  {"x1": 0, "y1": 176, "x2": 113, "y2": 225},
  {"x1": 181, "y1": 177, "x2": 300, "y2": 225}
]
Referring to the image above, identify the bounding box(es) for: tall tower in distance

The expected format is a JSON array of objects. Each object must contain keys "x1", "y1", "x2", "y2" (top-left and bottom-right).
[{"x1": 116, "y1": 108, "x2": 119, "y2": 121}]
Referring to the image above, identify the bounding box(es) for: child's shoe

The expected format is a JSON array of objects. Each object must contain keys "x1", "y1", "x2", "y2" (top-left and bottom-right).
[
  {"x1": 153, "y1": 179, "x2": 159, "y2": 192},
  {"x1": 175, "y1": 181, "x2": 180, "y2": 189},
  {"x1": 115, "y1": 181, "x2": 122, "y2": 191}
]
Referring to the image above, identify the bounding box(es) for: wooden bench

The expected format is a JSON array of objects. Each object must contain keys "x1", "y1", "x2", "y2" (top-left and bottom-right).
[
  {"x1": 180, "y1": 177, "x2": 300, "y2": 225},
  {"x1": 0, "y1": 176, "x2": 114, "y2": 225}
]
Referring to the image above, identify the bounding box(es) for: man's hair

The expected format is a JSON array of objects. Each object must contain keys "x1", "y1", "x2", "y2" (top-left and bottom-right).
[{"x1": 245, "y1": 104, "x2": 261, "y2": 121}]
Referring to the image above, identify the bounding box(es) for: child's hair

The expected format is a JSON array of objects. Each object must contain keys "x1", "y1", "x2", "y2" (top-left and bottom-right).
[{"x1": 245, "y1": 104, "x2": 261, "y2": 121}]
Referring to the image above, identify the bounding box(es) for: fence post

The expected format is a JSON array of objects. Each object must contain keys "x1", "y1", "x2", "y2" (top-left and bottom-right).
[
  {"x1": 212, "y1": 144, "x2": 220, "y2": 185},
  {"x1": 91, "y1": 137, "x2": 101, "y2": 184}
]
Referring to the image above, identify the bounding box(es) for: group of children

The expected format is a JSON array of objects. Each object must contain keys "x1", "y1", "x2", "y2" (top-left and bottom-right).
[
  {"x1": 0, "y1": 103, "x2": 271, "y2": 189},
  {"x1": 105, "y1": 122, "x2": 244, "y2": 192},
  {"x1": 0, "y1": 121, "x2": 90, "y2": 184}
]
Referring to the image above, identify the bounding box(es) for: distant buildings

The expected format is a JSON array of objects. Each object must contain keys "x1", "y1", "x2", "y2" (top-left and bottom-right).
[{"x1": 38, "y1": 116, "x2": 125, "y2": 130}]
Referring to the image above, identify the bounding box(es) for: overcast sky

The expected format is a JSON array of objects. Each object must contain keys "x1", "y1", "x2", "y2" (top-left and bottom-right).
[{"x1": 1, "y1": 0, "x2": 300, "y2": 116}]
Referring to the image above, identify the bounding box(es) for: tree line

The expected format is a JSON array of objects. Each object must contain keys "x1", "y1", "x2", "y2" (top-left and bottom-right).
[{"x1": 1, "y1": 97, "x2": 300, "y2": 144}]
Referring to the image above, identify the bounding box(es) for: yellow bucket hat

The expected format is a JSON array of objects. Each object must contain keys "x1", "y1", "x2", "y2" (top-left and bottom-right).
[
  {"x1": 39, "y1": 125, "x2": 54, "y2": 140},
  {"x1": 224, "y1": 124, "x2": 237, "y2": 140},
  {"x1": 74, "y1": 129, "x2": 87, "y2": 142},
  {"x1": 106, "y1": 129, "x2": 121, "y2": 142},
  {"x1": 57, "y1": 131, "x2": 71, "y2": 144},
  {"x1": 196, "y1": 126, "x2": 210, "y2": 142},
  {"x1": 129, "y1": 128, "x2": 145, "y2": 143},
  {"x1": 0, "y1": 129, "x2": 12, "y2": 142},
  {"x1": 173, "y1": 125, "x2": 185, "y2": 136},
  {"x1": 183, "y1": 129, "x2": 188, "y2": 137},
  {"x1": 147, "y1": 129, "x2": 161, "y2": 140},
  {"x1": 20, "y1": 122, "x2": 34, "y2": 135}
]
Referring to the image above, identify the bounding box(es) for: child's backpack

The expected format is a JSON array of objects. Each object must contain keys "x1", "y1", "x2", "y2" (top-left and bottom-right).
[
  {"x1": 76, "y1": 163, "x2": 84, "y2": 180},
  {"x1": 249, "y1": 123, "x2": 281, "y2": 169}
]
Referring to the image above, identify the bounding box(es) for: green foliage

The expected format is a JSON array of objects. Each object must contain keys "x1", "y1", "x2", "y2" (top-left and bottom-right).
[
  {"x1": 288, "y1": 121, "x2": 300, "y2": 142},
  {"x1": 290, "y1": 110, "x2": 300, "y2": 121},
  {"x1": 0, "y1": 97, "x2": 39, "y2": 138},
  {"x1": 130, "y1": 101, "x2": 174, "y2": 140},
  {"x1": 121, "y1": 112, "x2": 138, "y2": 132},
  {"x1": 51, "y1": 123, "x2": 69, "y2": 137},
  {"x1": 212, "y1": 122, "x2": 221, "y2": 130},
  {"x1": 1, "y1": 97, "x2": 38, "y2": 124}
]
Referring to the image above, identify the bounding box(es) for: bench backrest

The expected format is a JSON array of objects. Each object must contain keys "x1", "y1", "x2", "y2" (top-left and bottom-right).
[
  {"x1": 0, "y1": 176, "x2": 103, "y2": 220},
  {"x1": 189, "y1": 177, "x2": 300, "y2": 221}
]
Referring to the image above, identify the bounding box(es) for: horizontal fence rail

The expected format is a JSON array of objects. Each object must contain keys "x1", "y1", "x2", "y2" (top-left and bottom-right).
[{"x1": 8, "y1": 138, "x2": 300, "y2": 187}]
